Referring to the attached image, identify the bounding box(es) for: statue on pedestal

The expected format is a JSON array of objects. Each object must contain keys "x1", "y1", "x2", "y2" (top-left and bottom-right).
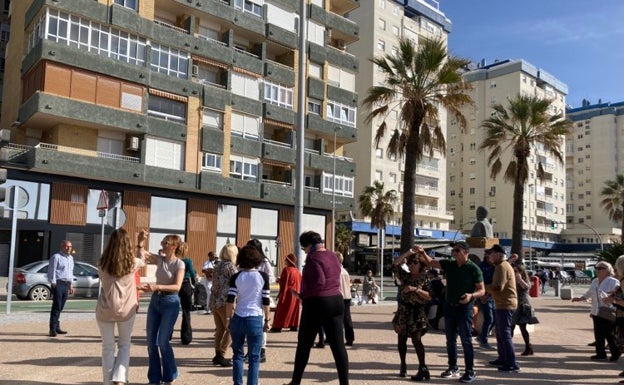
[{"x1": 470, "y1": 206, "x2": 493, "y2": 238}]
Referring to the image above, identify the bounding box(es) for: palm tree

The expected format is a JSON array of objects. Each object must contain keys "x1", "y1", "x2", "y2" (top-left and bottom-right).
[
  {"x1": 480, "y1": 94, "x2": 572, "y2": 257},
  {"x1": 597, "y1": 240, "x2": 624, "y2": 266},
  {"x1": 363, "y1": 37, "x2": 473, "y2": 252},
  {"x1": 600, "y1": 174, "x2": 624, "y2": 233},
  {"x1": 358, "y1": 181, "x2": 398, "y2": 271},
  {"x1": 335, "y1": 224, "x2": 354, "y2": 259}
]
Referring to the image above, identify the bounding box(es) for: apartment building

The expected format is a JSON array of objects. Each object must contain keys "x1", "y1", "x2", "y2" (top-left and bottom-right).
[
  {"x1": 564, "y1": 101, "x2": 624, "y2": 244},
  {"x1": 447, "y1": 59, "x2": 568, "y2": 256},
  {"x1": 0, "y1": 0, "x2": 359, "y2": 275},
  {"x1": 0, "y1": 0, "x2": 11, "y2": 117},
  {"x1": 344, "y1": 0, "x2": 453, "y2": 247}
]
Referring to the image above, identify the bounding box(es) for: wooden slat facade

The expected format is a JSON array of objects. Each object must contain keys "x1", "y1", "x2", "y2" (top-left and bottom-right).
[
  {"x1": 278, "y1": 207, "x2": 295, "y2": 272},
  {"x1": 122, "y1": 191, "x2": 151, "y2": 277},
  {"x1": 186, "y1": 198, "x2": 218, "y2": 271},
  {"x1": 236, "y1": 203, "x2": 251, "y2": 247},
  {"x1": 50, "y1": 182, "x2": 87, "y2": 226}
]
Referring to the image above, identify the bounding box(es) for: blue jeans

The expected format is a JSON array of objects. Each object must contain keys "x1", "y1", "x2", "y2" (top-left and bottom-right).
[
  {"x1": 146, "y1": 293, "x2": 180, "y2": 384},
  {"x1": 230, "y1": 314, "x2": 264, "y2": 385},
  {"x1": 477, "y1": 297, "x2": 495, "y2": 344},
  {"x1": 444, "y1": 302, "x2": 475, "y2": 371},
  {"x1": 494, "y1": 309, "x2": 516, "y2": 367}
]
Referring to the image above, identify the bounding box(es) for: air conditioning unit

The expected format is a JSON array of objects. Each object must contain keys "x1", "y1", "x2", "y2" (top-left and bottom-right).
[
  {"x1": 336, "y1": 40, "x2": 346, "y2": 50},
  {"x1": 126, "y1": 136, "x2": 140, "y2": 151},
  {"x1": 191, "y1": 64, "x2": 199, "y2": 77}
]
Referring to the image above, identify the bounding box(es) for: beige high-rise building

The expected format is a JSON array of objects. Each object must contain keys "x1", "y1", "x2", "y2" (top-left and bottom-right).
[
  {"x1": 564, "y1": 101, "x2": 624, "y2": 244},
  {"x1": 447, "y1": 59, "x2": 568, "y2": 255},
  {"x1": 345, "y1": 0, "x2": 454, "y2": 233}
]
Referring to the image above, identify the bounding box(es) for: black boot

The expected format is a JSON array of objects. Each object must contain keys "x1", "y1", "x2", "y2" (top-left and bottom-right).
[
  {"x1": 399, "y1": 362, "x2": 407, "y2": 377},
  {"x1": 411, "y1": 365, "x2": 430, "y2": 381},
  {"x1": 260, "y1": 348, "x2": 266, "y2": 363}
]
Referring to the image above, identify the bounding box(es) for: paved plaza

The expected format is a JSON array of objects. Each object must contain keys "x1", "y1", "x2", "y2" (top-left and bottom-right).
[{"x1": 1, "y1": 286, "x2": 623, "y2": 385}]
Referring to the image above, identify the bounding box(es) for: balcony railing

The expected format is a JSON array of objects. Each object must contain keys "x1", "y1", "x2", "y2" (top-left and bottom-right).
[
  {"x1": 263, "y1": 138, "x2": 292, "y2": 148},
  {"x1": 263, "y1": 178, "x2": 292, "y2": 187},
  {"x1": 266, "y1": 58, "x2": 294, "y2": 70},
  {"x1": 234, "y1": 47, "x2": 260, "y2": 59},
  {"x1": 197, "y1": 34, "x2": 228, "y2": 47},
  {"x1": 38, "y1": 142, "x2": 140, "y2": 163},
  {"x1": 154, "y1": 20, "x2": 188, "y2": 34}
]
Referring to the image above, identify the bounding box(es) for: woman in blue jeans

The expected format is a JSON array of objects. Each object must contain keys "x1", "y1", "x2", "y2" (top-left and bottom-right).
[
  {"x1": 226, "y1": 244, "x2": 271, "y2": 385},
  {"x1": 136, "y1": 230, "x2": 185, "y2": 385}
]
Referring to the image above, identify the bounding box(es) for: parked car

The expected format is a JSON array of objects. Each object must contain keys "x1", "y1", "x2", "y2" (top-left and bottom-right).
[{"x1": 11, "y1": 261, "x2": 100, "y2": 301}]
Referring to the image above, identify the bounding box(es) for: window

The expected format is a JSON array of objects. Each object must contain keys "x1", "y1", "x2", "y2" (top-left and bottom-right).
[
  {"x1": 230, "y1": 155, "x2": 259, "y2": 181},
  {"x1": 0, "y1": 22, "x2": 9, "y2": 42},
  {"x1": 231, "y1": 72, "x2": 260, "y2": 99},
  {"x1": 150, "y1": 196, "x2": 186, "y2": 231},
  {"x1": 32, "y1": 9, "x2": 147, "y2": 65},
  {"x1": 375, "y1": 148, "x2": 383, "y2": 159},
  {"x1": 264, "y1": 80, "x2": 293, "y2": 109},
  {"x1": 377, "y1": 39, "x2": 385, "y2": 51},
  {"x1": 309, "y1": 62, "x2": 323, "y2": 79},
  {"x1": 327, "y1": 65, "x2": 355, "y2": 92},
  {"x1": 87, "y1": 190, "x2": 122, "y2": 224},
  {"x1": 322, "y1": 173, "x2": 354, "y2": 197},
  {"x1": 393, "y1": 5, "x2": 400, "y2": 15},
  {"x1": 375, "y1": 170, "x2": 383, "y2": 180},
  {"x1": 379, "y1": 0, "x2": 385, "y2": 9},
  {"x1": 391, "y1": 46, "x2": 399, "y2": 56},
  {"x1": 145, "y1": 137, "x2": 185, "y2": 170},
  {"x1": 308, "y1": 99, "x2": 321, "y2": 115},
  {"x1": 234, "y1": 0, "x2": 263, "y2": 18},
  {"x1": 392, "y1": 25, "x2": 400, "y2": 36},
  {"x1": 150, "y1": 43, "x2": 189, "y2": 79},
  {"x1": 203, "y1": 108, "x2": 223, "y2": 129},
  {"x1": 326, "y1": 100, "x2": 356, "y2": 127},
  {"x1": 469, "y1": 187, "x2": 475, "y2": 195},
  {"x1": 389, "y1": 172, "x2": 397, "y2": 183},
  {"x1": 97, "y1": 130, "x2": 124, "y2": 155},
  {"x1": 148, "y1": 94, "x2": 186, "y2": 123},
  {"x1": 0, "y1": 179, "x2": 50, "y2": 220},
  {"x1": 378, "y1": 18, "x2": 386, "y2": 30},
  {"x1": 307, "y1": 20, "x2": 325, "y2": 45},
  {"x1": 231, "y1": 111, "x2": 260, "y2": 139},
  {"x1": 202, "y1": 153, "x2": 222, "y2": 172},
  {"x1": 114, "y1": 0, "x2": 138, "y2": 10}
]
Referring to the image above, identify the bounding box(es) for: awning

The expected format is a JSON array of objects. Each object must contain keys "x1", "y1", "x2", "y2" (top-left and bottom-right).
[
  {"x1": 232, "y1": 66, "x2": 261, "y2": 78},
  {"x1": 148, "y1": 89, "x2": 187, "y2": 102},
  {"x1": 191, "y1": 55, "x2": 229, "y2": 69},
  {"x1": 264, "y1": 118, "x2": 294, "y2": 130},
  {"x1": 262, "y1": 159, "x2": 292, "y2": 168}
]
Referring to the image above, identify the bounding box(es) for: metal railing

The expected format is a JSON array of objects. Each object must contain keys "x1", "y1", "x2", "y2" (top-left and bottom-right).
[
  {"x1": 38, "y1": 142, "x2": 140, "y2": 163},
  {"x1": 263, "y1": 138, "x2": 292, "y2": 148},
  {"x1": 153, "y1": 20, "x2": 188, "y2": 34},
  {"x1": 196, "y1": 34, "x2": 228, "y2": 47}
]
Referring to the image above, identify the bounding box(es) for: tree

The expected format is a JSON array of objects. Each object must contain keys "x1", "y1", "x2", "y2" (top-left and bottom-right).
[
  {"x1": 358, "y1": 181, "x2": 398, "y2": 272},
  {"x1": 480, "y1": 94, "x2": 572, "y2": 257},
  {"x1": 334, "y1": 224, "x2": 354, "y2": 258},
  {"x1": 363, "y1": 37, "x2": 473, "y2": 252},
  {"x1": 597, "y1": 240, "x2": 624, "y2": 266},
  {"x1": 600, "y1": 174, "x2": 624, "y2": 233}
]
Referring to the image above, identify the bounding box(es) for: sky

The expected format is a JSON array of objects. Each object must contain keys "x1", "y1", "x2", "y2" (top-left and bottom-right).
[{"x1": 438, "y1": 0, "x2": 624, "y2": 108}]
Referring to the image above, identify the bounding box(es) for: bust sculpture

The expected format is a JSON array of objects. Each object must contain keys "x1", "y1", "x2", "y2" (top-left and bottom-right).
[{"x1": 470, "y1": 206, "x2": 493, "y2": 238}]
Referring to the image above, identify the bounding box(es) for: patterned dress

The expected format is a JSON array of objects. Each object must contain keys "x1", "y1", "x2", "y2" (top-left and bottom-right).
[
  {"x1": 512, "y1": 279, "x2": 536, "y2": 325},
  {"x1": 392, "y1": 264, "x2": 431, "y2": 335}
]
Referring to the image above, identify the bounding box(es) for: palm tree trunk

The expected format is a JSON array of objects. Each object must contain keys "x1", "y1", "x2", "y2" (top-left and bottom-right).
[
  {"x1": 400, "y1": 125, "x2": 420, "y2": 253},
  {"x1": 511, "y1": 179, "x2": 525, "y2": 259}
]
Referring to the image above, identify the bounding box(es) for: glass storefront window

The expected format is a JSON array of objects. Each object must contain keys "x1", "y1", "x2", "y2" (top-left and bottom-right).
[
  {"x1": 150, "y1": 196, "x2": 186, "y2": 231},
  {"x1": 0, "y1": 179, "x2": 50, "y2": 220}
]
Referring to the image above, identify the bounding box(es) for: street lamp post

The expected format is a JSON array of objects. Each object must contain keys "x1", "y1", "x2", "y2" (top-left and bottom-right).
[{"x1": 331, "y1": 128, "x2": 337, "y2": 252}]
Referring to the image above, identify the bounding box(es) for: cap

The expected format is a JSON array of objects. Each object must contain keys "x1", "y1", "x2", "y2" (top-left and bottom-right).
[
  {"x1": 202, "y1": 261, "x2": 214, "y2": 271},
  {"x1": 485, "y1": 244, "x2": 505, "y2": 254},
  {"x1": 450, "y1": 240, "x2": 470, "y2": 251}
]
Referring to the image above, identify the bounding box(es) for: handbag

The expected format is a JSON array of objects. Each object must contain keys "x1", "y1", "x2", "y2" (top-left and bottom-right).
[
  {"x1": 596, "y1": 287, "x2": 616, "y2": 323},
  {"x1": 598, "y1": 306, "x2": 616, "y2": 323}
]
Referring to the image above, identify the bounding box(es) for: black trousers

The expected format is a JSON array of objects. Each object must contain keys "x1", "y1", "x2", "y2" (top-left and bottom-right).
[
  {"x1": 343, "y1": 299, "x2": 354, "y2": 344},
  {"x1": 291, "y1": 295, "x2": 349, "y2": 385},
  {"x1": 592, "y1": 314, "x2": 618, "y2": 356},
  {"x1": 178, "y1": 281, "x2": 194, "y2": 344},
  {"x1": 49, "y1": 282, "x2": 69, "y2": 331}
]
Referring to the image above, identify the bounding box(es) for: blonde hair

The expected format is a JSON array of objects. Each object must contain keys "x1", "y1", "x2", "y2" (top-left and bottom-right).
[
  {"x1": 99, "y1": 228, "x2": 135, "y2": 277},
  {"x1": 220, "y1": 243, "x2": 238, "y2": 265},
  {"x1": 336, "y1": 251, "x2": 344, "y2": 263},
  {"x1": 614, "y1": 256, "x2": 624, "y2": 277},
  {"x1": 177, "y1": 242, "x2": 189, "y2": 258}
]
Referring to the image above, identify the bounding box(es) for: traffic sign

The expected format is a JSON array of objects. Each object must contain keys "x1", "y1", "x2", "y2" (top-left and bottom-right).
[{"x1": 96, "y1": 190, "x2": 108, "y2": 210}]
